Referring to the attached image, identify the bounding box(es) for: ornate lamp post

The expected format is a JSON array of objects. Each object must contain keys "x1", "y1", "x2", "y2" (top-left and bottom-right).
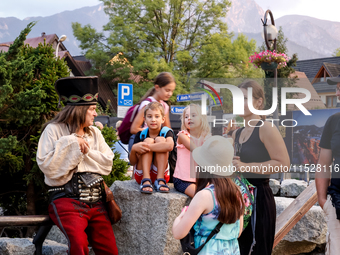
[
  {"x1": 262, "y1": 10, "x2": 279, "y2": 126},
  {"x1": 55, "y1": 35, "x2": 67, "y2": 58}
]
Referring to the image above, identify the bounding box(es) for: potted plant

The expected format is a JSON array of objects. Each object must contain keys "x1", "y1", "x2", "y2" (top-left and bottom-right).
[{"x1": 249, "y1": 50, "x2": 290, "y2": 71}]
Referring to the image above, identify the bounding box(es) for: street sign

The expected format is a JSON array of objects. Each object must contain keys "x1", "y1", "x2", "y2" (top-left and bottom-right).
[
  {"x1": 171, "y1": 106, "x2": 186, "y2": 115},
  {"x1": 209, "y1": 96, "x2": 223, "y2": 106},
  {"x1": 118, "y1": 83, "x2": 133, "y2": 106},
  {"x1": 176, "y1": 92, "x2": 205, "y2": 102}
]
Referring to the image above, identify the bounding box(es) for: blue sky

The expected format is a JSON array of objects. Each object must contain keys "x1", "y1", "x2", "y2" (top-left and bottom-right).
[{"x1": 1, "y1": 0, "x2": 340, "y2": 23}]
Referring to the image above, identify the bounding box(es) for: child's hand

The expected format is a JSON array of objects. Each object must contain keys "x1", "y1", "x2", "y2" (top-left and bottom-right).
[{"x1": 134, "y1": 142, "x2": 150, "y2": 154}]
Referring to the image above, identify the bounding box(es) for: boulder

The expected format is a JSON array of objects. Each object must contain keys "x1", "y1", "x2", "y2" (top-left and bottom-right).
[
  {"x1": 0, "y1": 238, "x2": 68, "y2": 255},
  {"x1": 111, "y1": 180, "x2": 191, "y2": 255},
  {"x1": 41, "y1": 240, "x2": 68, "y2": 255},
  {"x1": 275, "y1": 197, "x2": 326, "y2": 249},
  {"x1": 280, "y1": 179, "x2": 307, "y2": 197},
  {"x1": 46, "y1": 226, "x2": 67, "y2": 245},
  {"x1": 0, "y1": 238, "x2": 35, "y2": 255},
  {"x1": 273, "y1": 240, "x2": 316, "y2": 255},
  {"x1": 269, "y1": 179, "x2": 280, "y2": 195}
]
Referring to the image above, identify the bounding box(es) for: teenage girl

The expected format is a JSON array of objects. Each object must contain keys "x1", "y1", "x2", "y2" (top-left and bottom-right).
[
  {"x1": 130, "y1": 72, "x2": 176, "y2": 136},
  {"x1": 173, "y1": 136, "x2": 244, "y2": 255},
  {"x1": 173, "y1": 104, "x2": 211, "y2": 197}
]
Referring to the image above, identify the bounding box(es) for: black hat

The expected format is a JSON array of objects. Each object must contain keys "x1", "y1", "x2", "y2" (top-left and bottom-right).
[
  {"x1": 55, "y1": 76, "x2": 99, "y2": 107},
  {"x1": 327, "y1": 75, "x2": 340, "y2": 85}
]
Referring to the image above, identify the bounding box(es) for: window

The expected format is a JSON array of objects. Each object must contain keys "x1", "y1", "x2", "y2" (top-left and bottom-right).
[{"x1": 326, "y1": 96, "x2": 338, "y2": 108}]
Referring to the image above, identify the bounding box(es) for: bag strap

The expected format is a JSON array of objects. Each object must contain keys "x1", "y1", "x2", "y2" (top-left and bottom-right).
[
  {"x1": 196, "y1": 222, "x2": 224, "y2": 250},
  {"x1": 130, "y1": 97, "x2": 153, "y2": 123},
  {"x1": 140, "y1": 128, "x2": 149, "y2": 140},
  {"x1": 117, "y1": 140, "x2": 129, "y2": 155},
  {"x1": 160, "y1": 126, "x2": 171, "y2": 137}
]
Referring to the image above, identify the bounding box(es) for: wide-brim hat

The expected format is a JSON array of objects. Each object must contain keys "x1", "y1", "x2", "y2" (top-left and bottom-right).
[
  {"x1": 55, "y1": 76, "x2": 99, "y2": 106},
  {"x1": 192, "y1": 136, "x2": 234, "y2": 177},
  {"x1": 327, "y1": 75, "x2": 340, "y2": 85}
]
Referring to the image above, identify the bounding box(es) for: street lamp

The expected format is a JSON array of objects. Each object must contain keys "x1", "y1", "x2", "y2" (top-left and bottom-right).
[
  {"x1": 55, "y1": 35, "x2": 67, "y2": 58},
  {"x1": 262, "y1": 10, "x2": 279, "y2": 126}
]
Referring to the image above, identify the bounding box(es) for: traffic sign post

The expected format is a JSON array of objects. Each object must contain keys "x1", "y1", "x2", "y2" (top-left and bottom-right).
[
  {"x1": 118, "y1": 83, "x2": 133, "y2": 118},
  {"x1": 171, "y1": 106, "x2": 186, "y2": 115},
  {"x1": 176, "y1": 92, "x2": 205, "y2": 102}
]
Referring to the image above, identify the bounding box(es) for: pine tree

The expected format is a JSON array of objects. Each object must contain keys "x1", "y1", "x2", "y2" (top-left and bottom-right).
[{"x1": 0, "y1": 22, "x2": 69, "y2": 236}]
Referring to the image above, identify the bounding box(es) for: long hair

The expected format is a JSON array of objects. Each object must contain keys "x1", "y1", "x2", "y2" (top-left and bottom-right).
[
  {"x1": 138, "y1": 72, "x2": 176, "y2": 104},
  {"x1": 42, "y1": 105, "x2": 93, "y2": 135},
  {"x1": 185, "y1": 104, "x2": 210, "y2": 137},
  {"x1": 238, "y1": 80, "x2": 266, "y2": 120},
  {"x1": 196, "y1": 171, "x2": 245, "y2": 224}
]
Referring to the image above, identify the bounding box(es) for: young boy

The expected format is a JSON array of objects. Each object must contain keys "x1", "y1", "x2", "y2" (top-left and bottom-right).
[{"x1": 129, "y1": 102, "x2": 174, "y2": 194}]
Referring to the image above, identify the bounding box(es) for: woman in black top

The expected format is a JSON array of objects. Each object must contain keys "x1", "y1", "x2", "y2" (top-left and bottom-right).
[{"x1": 232, "y1": 80, "x2": 290, "y2": 255}]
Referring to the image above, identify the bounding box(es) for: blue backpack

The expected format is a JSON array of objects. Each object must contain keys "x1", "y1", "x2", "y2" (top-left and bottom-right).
[{"x1": 140, "y1": 126, "x2": 177, "y2": 182}]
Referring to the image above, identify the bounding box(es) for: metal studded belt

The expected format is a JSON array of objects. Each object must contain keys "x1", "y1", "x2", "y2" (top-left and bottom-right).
[{"x1": 48, "y1": 172, "x2": 104, "y2": 203}]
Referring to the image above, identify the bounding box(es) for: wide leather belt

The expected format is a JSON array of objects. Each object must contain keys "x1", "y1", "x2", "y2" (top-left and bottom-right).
[{"x1": 48, "y1": 172, "x2": 104, "y2": 204}]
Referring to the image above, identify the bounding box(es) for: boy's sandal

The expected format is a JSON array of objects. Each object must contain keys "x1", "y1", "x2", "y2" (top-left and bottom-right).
[
  {"x1": 140, "y1": 178, "x2": 153, "y2": 194},
  {"x1": 154, "y1": 178, "x2": 170, "y2": 193}
]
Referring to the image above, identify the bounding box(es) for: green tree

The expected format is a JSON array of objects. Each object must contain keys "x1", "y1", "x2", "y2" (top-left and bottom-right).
[
  {"x1": 333, "y1": 47, "x2": 340, "y2": 57},
  {"x1": 259, "y1": 26, "x2": 298, "y2": 110},
  {"x1": 72, "y1": 0, "x2": 232, "y2": 104},
  {"x1": 0, "y1": 23, "x2": 129, "y2": 237},
  {"x1": 0, "y1": 22, "x2": 69, "y2": 236}
]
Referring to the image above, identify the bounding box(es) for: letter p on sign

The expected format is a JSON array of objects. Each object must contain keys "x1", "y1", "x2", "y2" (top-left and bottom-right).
[{"x1": 122, "y1": 86, "x2": 130, "y2": 99}]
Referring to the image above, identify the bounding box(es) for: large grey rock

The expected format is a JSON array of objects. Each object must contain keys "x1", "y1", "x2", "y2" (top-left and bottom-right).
[
  {"x1": 41, "y1": 240, "x2": 68, "y2": 255},
  {"x1": 269, "y1": 179, "x2": 280, "y2": 195},
  {"x1": 280, "y1": 179, "x2": 307, "y2": 197},
  {"x1": 0, "y1": 238, "x2": 68, "y2": 255},
  {"x1": 275, "y1": 197, "x2": 327, "y2": 244},
  {"x1": 46, "y1": 226, "x2": 68, "y2": 245},
  {"x1": 0, "y1": 238, "x2": 35, "y2": 255},
  {"x1": 111, "y1": 180, "x2": 191, "y2": 255}
]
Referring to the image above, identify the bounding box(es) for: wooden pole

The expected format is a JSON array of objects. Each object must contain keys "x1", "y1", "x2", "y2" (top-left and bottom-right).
[{"x1": 274, "y1": 181, "x2": 318, "y2": 247}]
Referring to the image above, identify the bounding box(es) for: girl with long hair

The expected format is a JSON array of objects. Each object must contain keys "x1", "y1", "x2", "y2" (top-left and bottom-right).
[{"x1": 173, "y1": 136, "x2": 244, "y2": 254}]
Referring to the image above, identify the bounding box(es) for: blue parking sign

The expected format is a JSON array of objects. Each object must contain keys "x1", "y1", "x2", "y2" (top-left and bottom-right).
[{"x1": 118, "y1": 83, "x2": 133, "y2": 106}]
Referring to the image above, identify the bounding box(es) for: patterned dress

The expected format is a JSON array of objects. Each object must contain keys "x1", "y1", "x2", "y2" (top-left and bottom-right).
[{"x1": 194, "y1": 184, "x2": 241, "y2": 255}]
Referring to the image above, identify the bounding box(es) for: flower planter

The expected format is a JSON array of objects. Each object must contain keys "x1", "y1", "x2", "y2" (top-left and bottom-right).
[{"x1": 260, "y1": 62, "x2": 278, "y2": 71}]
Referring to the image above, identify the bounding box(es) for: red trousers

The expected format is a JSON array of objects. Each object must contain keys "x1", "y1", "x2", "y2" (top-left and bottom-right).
[{"x1": 48, "y1": 198, "x2": 118, "y2": 255}]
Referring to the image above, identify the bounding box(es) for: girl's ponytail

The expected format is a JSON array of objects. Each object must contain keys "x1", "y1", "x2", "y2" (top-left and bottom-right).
[{"x1": 137, "y1": 87, "x2": 155, "y2": 104}]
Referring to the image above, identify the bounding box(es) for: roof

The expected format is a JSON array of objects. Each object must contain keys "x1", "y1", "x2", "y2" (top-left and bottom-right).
[
  {"x1": 323, "y1": 63, "x2": 340, "y2": 77},
  {"x1": 294, "y1": 56, "x2": 340, "y2": 79},
  {"x1": 0, "y1": 33, "x2": 66, "y2": 53},
  {"x1": 97, "y1": 78, "x2": 117, "y2": 114},
  {"x1": 58, "y1": 51, "x2": 85, "y2": 76},
  {"x1": 288, "y1": 71, "x2": 326, "y2": 110},
  {"x1": 312, "y1": 82, "x2": 336, "y2": 93}
]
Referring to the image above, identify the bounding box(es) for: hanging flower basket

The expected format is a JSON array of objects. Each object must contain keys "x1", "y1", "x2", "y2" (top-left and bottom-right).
[
  {"x1": 249, "y1": 50, "x2": 290, "y2": 71},
  {"x1": 260, "y1": 62, "x2": 278, "y2": 71}
]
